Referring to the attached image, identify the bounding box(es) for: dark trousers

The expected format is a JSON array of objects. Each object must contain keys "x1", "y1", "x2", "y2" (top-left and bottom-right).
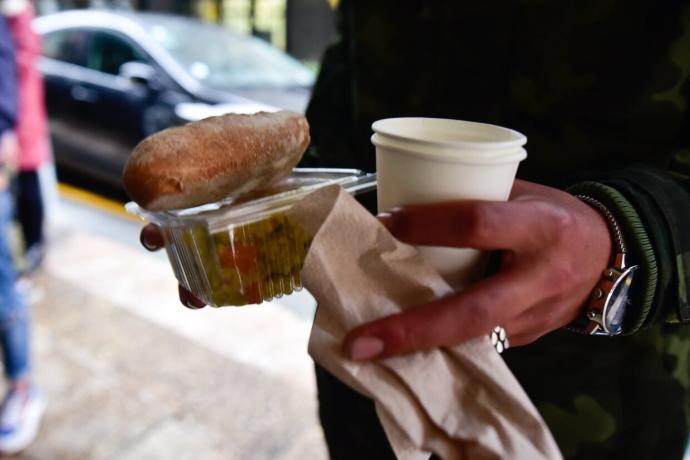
[
  {"x1": 316, "y1": 363, "x2": 398, "y2": 460},
  {"x1": 315, "y1": 364, "x2": 441, "y2": 460},
  {"x1": 15, "y1": 170, "x2": 43, "y2": 251}
]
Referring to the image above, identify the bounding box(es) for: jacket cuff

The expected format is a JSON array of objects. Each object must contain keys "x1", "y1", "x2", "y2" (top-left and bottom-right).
[{"x1": 567, "y1": 181, "x2": 657, "y2": 333}]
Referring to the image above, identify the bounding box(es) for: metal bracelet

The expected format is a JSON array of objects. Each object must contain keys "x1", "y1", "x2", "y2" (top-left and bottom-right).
[{"x1": 576, "y1": 195, "x2": 626, "y2": 254}]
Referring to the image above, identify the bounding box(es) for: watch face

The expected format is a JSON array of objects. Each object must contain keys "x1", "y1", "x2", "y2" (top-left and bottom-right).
[{"x1": 603, "y1": 265, "x2": 639, "y2": 334}]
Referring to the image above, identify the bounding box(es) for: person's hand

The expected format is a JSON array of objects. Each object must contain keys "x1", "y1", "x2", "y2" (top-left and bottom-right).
[
  {"x1": 0, "y1": 131, "x2": 18, "y2": 168},
  {"x1": 139, "y1": 223, "x2": 207, "y2": 309},
  {"x1": 343, "y1": 179, "x2": 613, "y2": 361},
  {"x1": 0, "y1": 131, "x2": 18, "y2": 190}
]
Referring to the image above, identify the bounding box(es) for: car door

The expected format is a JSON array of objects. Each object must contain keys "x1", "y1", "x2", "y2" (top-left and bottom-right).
[
  {"x1": 82, "y1": 30, "x2": 153, "y2": 144},
  {"x1": 69, "y1": 29, "x2": 155, "y2": 181},
  {"x1": 40, "y1": 26, "x2": 150, "y2": 186},
  {"x1": 39, "y1": 28, "x2": 93, "y2": 172}
]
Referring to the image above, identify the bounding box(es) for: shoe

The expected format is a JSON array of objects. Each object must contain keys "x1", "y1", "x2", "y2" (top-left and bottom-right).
[
  {"x1": 0, "y1": 387, "x2": 45, "y2": 454},
  {"x1": 15, "y1": 277, "x2": 44, "y2": 306}
]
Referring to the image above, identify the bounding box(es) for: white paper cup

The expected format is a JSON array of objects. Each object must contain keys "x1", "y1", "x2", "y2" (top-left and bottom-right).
[{"x1": 372, "y1": 117, "x2": 527, "y2": 289}]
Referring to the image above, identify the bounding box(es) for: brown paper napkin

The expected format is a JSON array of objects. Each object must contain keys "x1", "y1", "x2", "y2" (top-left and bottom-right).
[{"x1": 289, "y1": 185, "x2": 563, "y2": 460}]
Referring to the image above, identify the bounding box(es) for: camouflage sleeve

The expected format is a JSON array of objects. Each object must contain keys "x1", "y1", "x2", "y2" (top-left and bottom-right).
[{"x1": 568, "y1": 160, "x2": 690, "y2": 332}]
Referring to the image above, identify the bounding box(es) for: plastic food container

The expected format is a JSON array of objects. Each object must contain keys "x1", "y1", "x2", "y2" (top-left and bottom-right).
[{"x1": 126, "y1": 168, "x2": 377, "y2": 307}]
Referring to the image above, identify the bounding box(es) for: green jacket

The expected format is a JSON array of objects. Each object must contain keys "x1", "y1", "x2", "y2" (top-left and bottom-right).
[{"x1": 304, "y1": 1, "x2": 690, "y2": 459}]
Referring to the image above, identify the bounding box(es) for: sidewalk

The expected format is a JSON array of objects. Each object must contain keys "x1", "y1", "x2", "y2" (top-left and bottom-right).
[{"x1": 11, "y1": 199, "x2": 328, "y2": 459}]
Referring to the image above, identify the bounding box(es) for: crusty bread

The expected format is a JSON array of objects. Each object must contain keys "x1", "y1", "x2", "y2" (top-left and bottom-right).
[{"x1": 122, "y1": 110, "x2": 310, "y2": 211}]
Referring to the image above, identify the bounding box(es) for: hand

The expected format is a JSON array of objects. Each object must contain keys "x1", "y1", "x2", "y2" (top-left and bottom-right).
[
  {"x1": 343, "y1": 180, "x2": 613, "y2": 361},
  {"x1": 139, "y1": 223, "x2": 207, "y2": 309},
  {"x1": 0, "y1": 131, "x2": 18, "y2": 168}
]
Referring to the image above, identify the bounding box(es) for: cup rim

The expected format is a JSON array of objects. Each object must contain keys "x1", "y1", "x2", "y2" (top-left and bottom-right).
[
  {"x1": 372, "y1": 133, "x2": 527, "y2": 164},
  {"x1": 371, "y1": 117, "x2": 527, "y2": 151}
]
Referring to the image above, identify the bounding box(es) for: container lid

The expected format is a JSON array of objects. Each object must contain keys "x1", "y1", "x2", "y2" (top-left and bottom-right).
[
  {"x1": 126, "y1": 168, "x2": 377, "y2": 231},
  {"x1": 371, "y1": 117, "x2": 527, "y2": 164}
]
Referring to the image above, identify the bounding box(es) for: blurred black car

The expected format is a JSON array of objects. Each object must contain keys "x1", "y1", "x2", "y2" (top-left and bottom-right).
[{"x1": 34, "y1": 10, "x2": 315, "y2": 193}]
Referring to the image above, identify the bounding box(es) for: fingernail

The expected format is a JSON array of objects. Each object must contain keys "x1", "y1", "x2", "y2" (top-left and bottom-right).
[
  {"x1": 183, "y1": 298, "x2": 204, "y2": 310},
  {"x1": 179, "y1": 286, "x2": 205, "y2": 310},
  {"x1": 140, "y1": 231, "x2": 160, "y2": 251},
  {"x1": 140, "y1": 236, "x2": 158, "y2": 251},
  {"x1": 140, "y1": 225, "x2": 164, "y2": 251},
  {"x1": 348, "y1": 337, "x2": 384, "y2": 361}
]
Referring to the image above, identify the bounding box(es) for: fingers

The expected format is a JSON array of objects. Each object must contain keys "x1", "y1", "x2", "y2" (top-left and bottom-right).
[
  {"x1": 509, "y1": 179, "x2": 531, "y2": 198},
  {"x1": 179, "y1": 285, "x2": 206, "y2": 310},
  {"x1": 360, "y1": 181, "x2": 610, "y2": 358},
  {"x1": 140, "y1": 224, "x2": 206, "y2": 309},
  {"x1": 344, "y1": 266, "x2": 540, "y2": 360},
  {"x1": 509, "y1": 179, "x2": 587, "y2": 202},
  {"x1": 378, "y1": 199, "x2": 570, "y2": 251},
  {"x1": 508, "y1": 179, "x2": 548, "y2": 199},
  {"x1": 140, "y1": 223, "x2": 164, "y2": 251},
  {"x1": 501, "y1": 299, "x2": 580, "y2": 347}
]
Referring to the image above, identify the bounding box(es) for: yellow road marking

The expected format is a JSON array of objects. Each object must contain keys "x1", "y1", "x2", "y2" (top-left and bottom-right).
[{"x1": 57, "y1": 183, "x2": 140, "y2": 222}]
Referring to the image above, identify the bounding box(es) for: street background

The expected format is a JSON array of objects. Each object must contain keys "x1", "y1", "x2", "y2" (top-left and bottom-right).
[
  {"x1": 15, "y1": 179, "x2": 328, "y2": 460},
  {"x1": 33, "y1": 0, "x2": 337, "y2": 64},
  {"x1": 5, "y1": 0, "x2": 338, "y2": 457}
]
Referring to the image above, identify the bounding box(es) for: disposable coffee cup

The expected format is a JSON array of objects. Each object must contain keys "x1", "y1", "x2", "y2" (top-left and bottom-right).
[{"x1": 372, "y1": 117, "x2": 527, "y2": 289}]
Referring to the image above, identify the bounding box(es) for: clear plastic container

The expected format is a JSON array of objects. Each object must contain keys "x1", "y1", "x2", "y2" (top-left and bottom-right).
[{"x1": 126, "y1": 168, "x2": 377, "y2": 307}]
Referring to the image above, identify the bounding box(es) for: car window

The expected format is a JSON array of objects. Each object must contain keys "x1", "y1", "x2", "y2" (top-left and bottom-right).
[
  {"x1": 87, "y1": 31, "x2": 147, "y2": 76},
  {"x1": 146, "y1": 18, "x2": 314, "y2": 89},
  {"x1": 42, "y1": 29, "x2": 89, "y2": 66}
]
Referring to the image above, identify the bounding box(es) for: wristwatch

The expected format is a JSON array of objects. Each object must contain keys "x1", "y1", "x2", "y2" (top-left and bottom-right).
[{"x1": 575, "y1": 195, "x2": 639, "y2": 336}]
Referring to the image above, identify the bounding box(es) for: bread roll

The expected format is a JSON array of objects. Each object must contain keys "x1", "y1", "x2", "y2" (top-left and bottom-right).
[{"x1": 122, "y1": 110, "x2": 310, "y2": 211}]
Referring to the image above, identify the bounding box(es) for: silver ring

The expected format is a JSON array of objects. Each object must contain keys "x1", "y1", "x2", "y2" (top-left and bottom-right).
[{"x1": 490, "y1": 326, "x2": 509, "y2": 354}]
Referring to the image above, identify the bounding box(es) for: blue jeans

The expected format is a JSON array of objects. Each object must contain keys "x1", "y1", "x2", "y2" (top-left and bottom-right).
[{"x1": 0, "y1": 190, "x2": 28, "y2": 381}]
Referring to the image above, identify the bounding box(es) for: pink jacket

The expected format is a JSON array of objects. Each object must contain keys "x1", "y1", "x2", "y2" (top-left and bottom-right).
[{"x1": 7, "y1": 5, "x2": 49, "y2": 171}]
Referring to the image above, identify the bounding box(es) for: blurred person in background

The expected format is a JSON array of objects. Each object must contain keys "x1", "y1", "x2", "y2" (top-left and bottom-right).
[
  {"x1": 2, "y1": 0, "x2": 49, "y2": 281},
  {"x1": 0, "y1": 12, "x2": 44, "y2": 456}
]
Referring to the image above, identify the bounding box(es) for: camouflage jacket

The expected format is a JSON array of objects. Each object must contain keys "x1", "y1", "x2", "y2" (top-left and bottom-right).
[{"x1": 305, "y1": 1, "x2": 690, "y2": 459}]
